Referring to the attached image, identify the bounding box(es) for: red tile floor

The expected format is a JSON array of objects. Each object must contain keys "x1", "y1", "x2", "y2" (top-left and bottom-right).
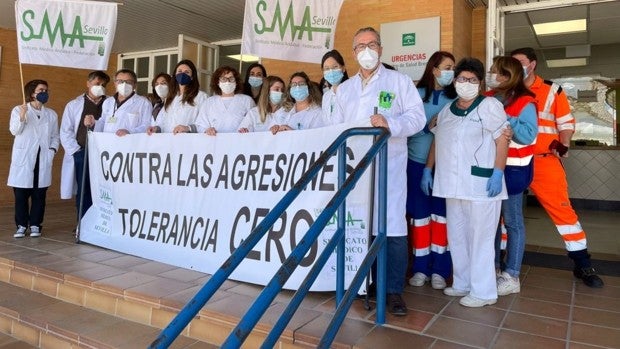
[{"x1": 1, "y1": 200, "x2": 619, "y2": 348}]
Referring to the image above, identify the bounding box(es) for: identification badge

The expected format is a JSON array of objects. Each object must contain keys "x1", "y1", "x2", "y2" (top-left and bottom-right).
[
  {"x1": 108, "y1": 115, "x2": 117, "y2": 123},
  {"x1": 379, "y1": 91, "x2": 395, "y2": 109}
]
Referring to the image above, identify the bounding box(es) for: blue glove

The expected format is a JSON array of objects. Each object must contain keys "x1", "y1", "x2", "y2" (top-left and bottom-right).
[
  {"x1": 486, "y1": 168, "x2": 504, "y2": 197},
  {"x1": 420, "y1": 167, "x2": 433, "y2": 196}
]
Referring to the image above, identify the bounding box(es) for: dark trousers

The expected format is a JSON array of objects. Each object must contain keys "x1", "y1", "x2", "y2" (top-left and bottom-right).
[
  {"x1": 14, "y1": 147, "x2": 47, "y2": 227},
  {"x1": 74, "y1": 148, "x2": 92, "y2": 219}
]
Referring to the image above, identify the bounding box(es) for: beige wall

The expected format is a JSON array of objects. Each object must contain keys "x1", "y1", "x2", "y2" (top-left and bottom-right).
[
  {"x1": 0, "y1": 0, "x2": 485, "y2": 207},
  {"x1": 0, "y1": 27, "x2": 117, "y2": 207}
]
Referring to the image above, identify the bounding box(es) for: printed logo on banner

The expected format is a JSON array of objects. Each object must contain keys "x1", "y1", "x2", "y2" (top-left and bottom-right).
[
  {"x1": 402, "y1": 33, "x2": 415, "y2": 46},
  {"x1": 19, "y1": 9, "x2": 109, "y2": 50},
  {"x1": 254, "y1": 0, "x2": 335, "y2": 48}
]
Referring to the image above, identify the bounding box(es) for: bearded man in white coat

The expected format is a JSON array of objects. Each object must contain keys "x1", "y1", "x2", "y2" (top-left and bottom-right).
[
  {"x1": 331, "y1": 27, "x2": 426, "y2": 316},
  {"x1": 60, "y1": 70, "x2": 110, "y2": 220}
]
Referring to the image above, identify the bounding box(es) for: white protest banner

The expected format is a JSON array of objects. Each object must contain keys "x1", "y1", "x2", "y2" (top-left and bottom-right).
[
  {"x1": 81, "y1": 122, "x2": 373, "y2": 291},
  {"x1": 380, "y1": 17, "x2": 440, "y2": 81},
  {"x1": 15, "y1": 0, "x2": 117, "y2": 70},
  {"x1": 241, "y1": 0, "x2": 343, "y2": 63}
]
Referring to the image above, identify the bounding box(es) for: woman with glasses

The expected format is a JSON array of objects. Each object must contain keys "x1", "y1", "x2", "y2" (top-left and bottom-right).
[
  {"x1": 147, "y1": 60, "x2": 207, "y2": 134},
  {"x1": 320, "y1": 50, "x2": 348, "y2": 123},
  {"x1": 485, "y1": 56, "x2": 537, "y2": 296},
  {"x1": 238, "y1": 75, "x2": 286, "y2": 133},
  {"x1": 270, "y1": 71, "x2": 323, "y2": 134},
  {"x1": 424, "y1": 57, "x2": 509, "y2": 307},
  {"x1": 196, "y1": 66, "x2": 255, "y2": 135},
  {"x1": 407, "y1": 51, "x2": 457, "y2": 291}
]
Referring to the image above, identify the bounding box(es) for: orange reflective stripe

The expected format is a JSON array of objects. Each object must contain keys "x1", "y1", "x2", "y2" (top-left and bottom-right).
[{"x1": 561, "y1": 231, "x2": 586, "y2": 242}]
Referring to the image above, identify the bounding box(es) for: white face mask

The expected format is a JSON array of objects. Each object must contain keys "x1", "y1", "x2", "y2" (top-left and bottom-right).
[
  {"x1": 485, "y1": 73, "x2": 500, "y2": 89},
  {"x1": 90, "y1": 85, "x2": 105, "y2": 97},
  {"x1": 522, "y1": 65, "x2": 530, "y2": 79},
  {"x1": 356, "y1": 47, "x2": 379, "y2": 70},
  {"x1": 155, "y1": 84, "x2": 169, "y2": 99},
  {"x1": 116, "y1": 82, "x2": 133, "y2": 97},
  {"x1": 455, "y1": 81, "x2": 480, "y2": 101},
  {"x1": 219, "y1": 82, "x2": 236, "y2": 95}
]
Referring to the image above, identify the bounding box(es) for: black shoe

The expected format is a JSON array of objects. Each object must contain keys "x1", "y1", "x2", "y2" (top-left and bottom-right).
[
  {"x1": 387, "y1": 293, "x2": 408, "y2": 316},
  {"x1": 573, "y1": 267, "x2": 604, "y2": 288}
]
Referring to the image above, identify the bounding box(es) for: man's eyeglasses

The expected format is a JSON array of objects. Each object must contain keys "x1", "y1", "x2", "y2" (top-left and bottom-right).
[
  {"x1": 219, "y1": 76, "x2": 235, "y2": 83},
  {"x1": 455, "y1": 76, "x2": 480, "y2": 84},
  {"x1": 353, "y1": 41, "x2": 380, "y2": 53},
  {"x1": 115, "y1": 79, "x2": 135, "y2": 84}
]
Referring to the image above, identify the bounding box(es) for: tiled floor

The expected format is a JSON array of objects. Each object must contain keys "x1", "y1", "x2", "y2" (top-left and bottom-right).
[{"x1": 1, "y1": 200, "x2": 619, "y2": 348}]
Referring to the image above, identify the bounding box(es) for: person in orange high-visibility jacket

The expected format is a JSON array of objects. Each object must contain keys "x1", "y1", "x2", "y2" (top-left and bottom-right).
[{"x1": 511, "y1": 47, "x2": 603, "y2": 288}]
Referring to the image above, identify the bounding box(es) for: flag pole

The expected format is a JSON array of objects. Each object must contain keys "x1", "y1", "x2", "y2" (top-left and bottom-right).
[{"x1": 19, "y1": 62, "x2": 25, "y2": 103}]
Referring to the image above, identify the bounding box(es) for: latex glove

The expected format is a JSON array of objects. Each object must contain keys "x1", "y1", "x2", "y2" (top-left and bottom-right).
[
  {"x1": 486, "y1": 168, "x2": 504, "y2": 197},
  {"x1": 420, "y1": 167, "x2": 433, "y2": 196}
]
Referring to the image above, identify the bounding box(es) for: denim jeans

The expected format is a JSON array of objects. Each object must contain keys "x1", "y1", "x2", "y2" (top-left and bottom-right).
[
  {"x1": 372, "y1": 235, "x2": 408, "y2": 294},
  {"x1": 495, "y1": 193, "x2": 526, "y2": 278}
]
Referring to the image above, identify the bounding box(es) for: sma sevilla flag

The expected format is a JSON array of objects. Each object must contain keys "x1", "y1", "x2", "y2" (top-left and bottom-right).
[
  {"x1": 15, "y1": 0, "x2": 117, "y2": 70},
  {"x1": 241, "y1": 0, "x2": 343, "y2": 63}
]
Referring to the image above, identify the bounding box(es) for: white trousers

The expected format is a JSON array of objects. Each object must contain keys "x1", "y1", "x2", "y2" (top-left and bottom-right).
[{"x1": 446, "y1": 198, "x2": 500, "y2": 300}]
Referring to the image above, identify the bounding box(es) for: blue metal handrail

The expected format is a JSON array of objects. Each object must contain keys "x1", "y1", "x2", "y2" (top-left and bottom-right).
[{"x1": 150, "y1": 127, "x2": 390, "y2": 349}]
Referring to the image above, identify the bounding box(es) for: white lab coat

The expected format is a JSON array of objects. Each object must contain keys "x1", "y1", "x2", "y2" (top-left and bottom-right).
[
  {"x1": 239, "y1": 106, "x2": 280, "y2": 132},
  {"x1": 94, "y1": 93, "x2": 152, "y2": 134},
  {"x1": 59, "y1": 94, "x2": 107, "y2": 199},
  {"x1": 7, "y1": 104, "x2": 60, "y2": 189},
  {"x1": 278, "y1": 104, "x2": 324, "y2": 130},
  {"x1": 332, "y1": 64, "x2": 426, "y2": 237},
  {"x1": 431, "y1": 97, "x2": 508, "y2": 201},
  {"x1": 321, "y1": 88, "x2": 337, "y2": 125},
  {"x1": 195, "y1": 94, "x2": 255, "y2": 133},
  {"x1": 154, "y1": 91, "x2": 208, "y2": 133}
]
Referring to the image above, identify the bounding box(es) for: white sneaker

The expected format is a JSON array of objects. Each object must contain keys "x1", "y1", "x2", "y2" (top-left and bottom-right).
[
  {"x1": 29, "y1": 226, "x2": 41, "y2": 238},
  {"x1": 408, "y1": 272, "x2": 429, "y2": 287},
  {"x1": 431, "y1": 274, "x2": 447, "y2": 290},
  {"x1": 459, "y1": 295, "x2": 497, "y2": 307},
  {"x1": 14, "y1": 226, "x2": 26, "y2": 238},
  {"x1": 443, "y1": 287, "x2": 468, "y2": 297},
  {"x1": 497, "y1": 271, "x2": 520, "y2": 296}
]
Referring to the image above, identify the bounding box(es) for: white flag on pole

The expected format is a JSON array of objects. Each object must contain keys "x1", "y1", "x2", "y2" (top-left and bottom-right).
[
  {"x1": 241, "y1": 0, "x2": 343, "y2": 63},
  {"x1": 15, "y1": 0, "x2": 117, "y2": 70}
]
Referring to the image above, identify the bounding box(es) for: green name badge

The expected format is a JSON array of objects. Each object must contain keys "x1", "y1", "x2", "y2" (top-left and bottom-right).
[{"x1": 379, "y1": 91, "x2": 395, "y2": 109}]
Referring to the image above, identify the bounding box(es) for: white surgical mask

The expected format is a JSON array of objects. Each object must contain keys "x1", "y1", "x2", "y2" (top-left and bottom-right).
[
  {"x1": 485, "y1": 72, "x2": 500, "y2": 89},
  {"x1": 90, "y1": 85, "x2": 105, "y2": 98},
  {"x1": 436, "y1": 70, "x2": 454, "y2": 87},
  {"x1": 356, "y1": 47, "x2": 379, "y2": 70},
  {"x1": 269, "y1": 91, "x2": 283, "y2": 105},
  {"x1": 219, "y1": 82, "x2": 236, "y2": 95},
  {"x1": 155, "y1": 84, "x2": 169, "y2": 99},
  {"x1": 116, "y1": 82, "x2": 133, "y2": 97},
  {"x1": 522, "y1": 65, "x2": 530, "y2": 79},
  {"x1": 455, "y1": 81, "x2": 480, "y2": 101}
]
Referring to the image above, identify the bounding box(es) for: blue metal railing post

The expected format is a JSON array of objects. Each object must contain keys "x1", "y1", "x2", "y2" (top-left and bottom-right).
[
  {"x1": 376, "y1": 142, "x2": 388, "y2": 325},
  {"x1": 150, "y1": 128, "x2": 390, "y2": 349},
  {"x1": 336, "y1": 142, "x2": 346, "y2": 305}
]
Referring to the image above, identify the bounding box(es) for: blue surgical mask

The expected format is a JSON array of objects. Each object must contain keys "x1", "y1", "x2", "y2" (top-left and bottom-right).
[
  {"x1": 35, "y1": 91, "x2": 49, "y2": 104},
  {"x1": 323, "y1": 69, "x2": 344, "y2": 86},
  {"x1": 269, "y1": 91, "x2": 283, "y2": 104},
  {"x1": 248, "y1": 76, "x2": 263, "y2": 88},
  {"x1": 176, "y1": 72, "x2": 192, "y2": 86},
  {"x1": 290, "y1": 85, "x2": 309, "y2": 101},
  {"x1": 436, "y1": 70, "x2": 454, "y2": 87}
]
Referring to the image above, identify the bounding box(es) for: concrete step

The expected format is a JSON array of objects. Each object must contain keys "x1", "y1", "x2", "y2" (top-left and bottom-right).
[{"x1": 0, "y1": 281, "x2": 216, "y2": 348}]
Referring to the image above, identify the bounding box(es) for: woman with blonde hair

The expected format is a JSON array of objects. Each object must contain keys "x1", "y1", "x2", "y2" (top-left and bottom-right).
[{"x1": 239, "y1": 75, "x2": 286, "y2": 132}]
